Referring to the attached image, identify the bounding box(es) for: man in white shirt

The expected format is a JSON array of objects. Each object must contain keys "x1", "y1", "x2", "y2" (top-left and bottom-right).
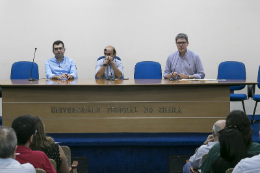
[
  {"x1": 0, "y1": 126, "x2": 35, "y2": 173},
  {"x1": 183, "y1": 120, "x2": 226, "y2": 173},
  {"x1": 232, "y1": 128, "x2": 260, "y2": 173}
]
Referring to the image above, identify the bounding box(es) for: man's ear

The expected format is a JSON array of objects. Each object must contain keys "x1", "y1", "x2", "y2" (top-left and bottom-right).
[
  {"x1": 212, "y1": 130, "x2": 216, "y2": 137},
  {"x1": 29, "y1": 135, "x2": 34, "y2": 143},
  {"x1": 13, "y1": 146, "x2": 17, "y2": 159}
]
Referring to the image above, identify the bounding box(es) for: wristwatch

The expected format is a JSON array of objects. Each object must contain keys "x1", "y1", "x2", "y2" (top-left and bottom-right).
[{"x1": 103, "y1": 64, "x2": 107, "y2": 66}]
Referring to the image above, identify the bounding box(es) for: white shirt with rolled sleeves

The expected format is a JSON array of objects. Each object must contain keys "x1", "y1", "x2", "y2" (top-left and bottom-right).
[
  {"x1": 189, "y1": 142, "x2": 218, "y2": 171},
  {"x1": 232, "y1": 153, "x2": 260, "y2": 173},
  {"x1": 95, "y1": 57, "x2": 123, "y2": 79},
  {"x1": 163, "y1": 49, "x2": 205, "y2": 79}
]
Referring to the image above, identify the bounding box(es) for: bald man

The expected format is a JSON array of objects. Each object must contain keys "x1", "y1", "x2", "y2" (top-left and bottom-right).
[
  {"x1": 95, "y1": 46, "x2": 123, "y2": 79},
  {"x1": 183, "y1": 120, "x2": 226, "y2": 173}
]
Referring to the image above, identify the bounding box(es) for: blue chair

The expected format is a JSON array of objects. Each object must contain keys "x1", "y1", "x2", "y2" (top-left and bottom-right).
[
  {"x1": 250, "y1": 66, "x2": 260, "y2": 123},
  {"x1": 134, "y1": 61, "x2": 162, "y2": 79},
  {"x1": 11, "y1": 61, "x2": 39, "y2": 79},
  {"x1": 95, "y1": 56, "x2": 124, "y2": 79},
  {"x1": 97, "y1": 56, "x2": 121, "y2": 61},
  {"x1": 217, "y1": 61, "x2": 247, "y2": 112}
]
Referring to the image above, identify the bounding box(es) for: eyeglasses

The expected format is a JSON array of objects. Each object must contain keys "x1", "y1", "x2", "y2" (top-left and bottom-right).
[
  {"x1": 176, "y1": 42, "x2": 187, "y2": 45},
  {"x1": 54, "y1": 47, "x2": 64, "y2": 51}
]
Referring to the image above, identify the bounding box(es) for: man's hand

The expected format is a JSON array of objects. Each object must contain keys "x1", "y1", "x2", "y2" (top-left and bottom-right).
[
  {"x1": 170, "y1": 72, "x2": 178, "y2": 78},
  {"x1": 190, "y1": 167, "x2": 199, "y2": 173},
  {"x1": 104, "y1": 56, "x2": 110, "y2": 64},
  {"x1": 64, "y1": 73, "x2": 74, "y2": 79},
  {"x1": 179, "y1": 73, "x2": 189, "y2": 79},
  {"x1": 204, "y1": 134, "x2": 214, "y2": 145}
]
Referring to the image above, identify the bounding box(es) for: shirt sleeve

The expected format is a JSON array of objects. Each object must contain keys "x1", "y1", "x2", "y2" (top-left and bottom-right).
[
  {"x1": 95, "y1": 59, "x2": 104, "y2": 76},
  {"x1": 193, "y1": 55, "x2": 205, "y2": 79},
  {"x1": 163, "y1": 55, "x2": 172, "y2": 78},
  {"x1": 42, "y1": 154, "x2": 56, "y2": 173},
  {"x1": 45, "y1": 60, "x2": 55, "y2": 79},
  {"x1": 116, "y1": 59, "x2": 124, "y2": 76},
  {"x1": 189, "y1": 146, "x2": 203, "y2": 169},
  {"x1": 69, "y1": 60, "x2": 77, "y2": 79},
  {"x1": 200, "y1": 145, "x2": 220, "y2": 173}
]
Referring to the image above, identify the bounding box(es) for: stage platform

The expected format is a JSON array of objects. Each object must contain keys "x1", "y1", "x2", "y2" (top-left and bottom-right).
[{"x1": 47, "y1": 119, "x2": 260, "y2": 173}]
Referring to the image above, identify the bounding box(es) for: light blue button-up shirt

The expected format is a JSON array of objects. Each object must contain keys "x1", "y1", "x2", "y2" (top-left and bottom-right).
[
  {"x1": 45, "y1": 56, "x2": 77, "y2": 79},
  {"x1": 163, "y1": 49, "x2": 205, "y2": 79}
]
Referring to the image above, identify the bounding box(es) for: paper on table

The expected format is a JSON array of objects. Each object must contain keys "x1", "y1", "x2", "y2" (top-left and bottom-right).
[{"x1": 179, "y1": 79, "x2": 224, "y2": 81}]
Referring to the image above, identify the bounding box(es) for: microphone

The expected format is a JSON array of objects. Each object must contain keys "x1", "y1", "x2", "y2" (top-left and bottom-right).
[
  {"x1": 28, "y1": 48, "x2": 37, "y2": 81},
  {"x1": 169, "y1": 57, "x2": 179, "y2": 81}
]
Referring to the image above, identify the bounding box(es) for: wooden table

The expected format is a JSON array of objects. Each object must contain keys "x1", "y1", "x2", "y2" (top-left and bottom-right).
[{"x1": 0, "y1": 79, "x2": 256, "y2": 133}]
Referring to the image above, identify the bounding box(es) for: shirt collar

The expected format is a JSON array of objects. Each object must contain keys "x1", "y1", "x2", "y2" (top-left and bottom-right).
[
  {"x1": 54, "y1": 56, "x2": 65, "y2": 63},
  {"x1": 178, "y1": 49, "x2": 189, "y2": 59}
]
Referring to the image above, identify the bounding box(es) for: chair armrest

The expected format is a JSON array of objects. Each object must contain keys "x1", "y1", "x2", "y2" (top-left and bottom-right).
[
  {"x1": 71, "y1": 161, "x2": 78, "y2": 168},
  {"x1": 69, "y1": 161, "x2": 78, "y2": 173},
  {"x1": 248, "y1": 85, "x2": 255, "y2": 98}
]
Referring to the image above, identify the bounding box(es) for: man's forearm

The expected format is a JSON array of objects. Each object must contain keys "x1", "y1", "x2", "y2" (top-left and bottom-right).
[
  {"x1": 111, "y1": 63, "x2": 122, "y2": 78},
  {"x1": 96, "y1": 66, "x2": 106, "y2": 79}
]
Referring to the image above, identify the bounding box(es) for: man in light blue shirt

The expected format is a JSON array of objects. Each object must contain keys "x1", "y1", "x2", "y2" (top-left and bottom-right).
[
  {"x1": 95, "y1": 46, "x2": 123, "y2": 79},
  {"x1": 45, "y1": 40, "x2": 77, "y2": 79},
  {"x1": 163, "y1": 33, "x2": 205, "y2": 80},
  {"x1": 0, "y1": 126, "x2": 35, "y2": 173},
  {"x1": 183, "y1": 120, "x2": 225, "y2": 173}
]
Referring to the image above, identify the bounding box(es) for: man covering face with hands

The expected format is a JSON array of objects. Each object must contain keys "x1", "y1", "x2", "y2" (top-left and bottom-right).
[{"x1": 95, "y1": 46, "x2": 123, "y2": 80}]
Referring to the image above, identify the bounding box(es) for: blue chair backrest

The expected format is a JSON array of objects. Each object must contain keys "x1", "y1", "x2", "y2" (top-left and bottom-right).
[
  {"x1": 217, "y1": 61, "x2": 246, "y2": 91},
  {"x1": 95, "y1": 56, "x2": 123, "y2": 79},
  {"x1": 11, "y1": 61, "x2": 39, "y2": 79},
  {"x1": 257, "y1": 66, "x2": 260, "y2": 89},
  {"x1": 97, "y1": 56, "x2": 122, "y2": 61},
  {"x1": 134, "y1": 61, "x2": 162, "y2": 79}
]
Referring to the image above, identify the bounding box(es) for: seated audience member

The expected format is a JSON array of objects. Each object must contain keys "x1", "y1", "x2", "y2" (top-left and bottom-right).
[
  {"x1": 200, "y1": 110, "x2": 260, "y2": 173},
  {"x1": 30, "y1": 116, "x2": 70, "y2": 173},
  {"x1": 0, "y1": 126, "x2": 35, "y2": 173},
  {"x1": 211, "y1": 126, "x2": 248, "y2": 173},
  {"x1": 184, "y1": 120, "x2": 225, "y2": 173},
  {"x1": 95, "y1": 46, "x2": 123, "y2": 79},
  {"x1": 232, "y1": 124, "x2": 260, "y2": 172},
  {"x1": 12, "y1": 114, "x2": 56, "y2": 173}
]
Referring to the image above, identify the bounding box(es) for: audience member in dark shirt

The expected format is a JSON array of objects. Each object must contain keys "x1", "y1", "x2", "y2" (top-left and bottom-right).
[
  {"x1": 211, "y1": 126, "x2": 248, "y2": 173},
  {"x1": 30, "y1": 116, "x2": 69, "y2": 173}
]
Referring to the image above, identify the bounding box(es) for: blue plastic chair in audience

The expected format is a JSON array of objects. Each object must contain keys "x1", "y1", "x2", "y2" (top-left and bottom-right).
[
  {"x1": 134, "y1": 61, "x2": 162, "y2": 79},
  {"x1": 251, "y1": 66, "x2": 260, "y2": 123},
  {"x1": 11, "y1": 61, "x2": 39, "y2": 79},
  {"x1": 217, "y1": 61, "x2": 247, "y2": 112},
  {"x1": 95, "y1": 56, "x2": 124, "y2": 79}
]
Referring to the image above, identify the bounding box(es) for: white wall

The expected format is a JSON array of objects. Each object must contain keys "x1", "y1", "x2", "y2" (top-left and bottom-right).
[{"x1": 1, "y1": 0, "x2": 260, "y2": 114}]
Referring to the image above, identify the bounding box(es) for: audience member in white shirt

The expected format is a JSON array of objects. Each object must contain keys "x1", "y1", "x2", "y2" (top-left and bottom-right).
[
  {"x1": 0, "y1": 126, "x2": 35, "y2": 173},
  {"x1": 183, "y1": 120, "x2": 226, "y2": 173}
]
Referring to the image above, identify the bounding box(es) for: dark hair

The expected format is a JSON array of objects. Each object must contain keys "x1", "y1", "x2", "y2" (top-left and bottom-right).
[
  {"x1": 53, "y1": 40, "x2": 65, "y2": 50},
  {"x1": 211, "y1": 127, "x2": 248, "y2": 173},
  {"x1": 104, "y1": 47, "x2": 116, "y2": 55},
  {"x1": 30, "y1": 116, "x2": 54, "y2": 152},
  {"x1": 175, "y1": 33, "x2": 188, "y2": 42},
  {"x1": 219, "y1": 127, "x2": 247, "y2": 162},
  {"x1": 226, "y1": 110, "x2": 252, "y2": 148},
  {"x1": 0, "y1": 126, "x2": 17, "y2": 158},
  {"x1": 11, "y1": 114, "x2": 36, "y2": 145}
]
